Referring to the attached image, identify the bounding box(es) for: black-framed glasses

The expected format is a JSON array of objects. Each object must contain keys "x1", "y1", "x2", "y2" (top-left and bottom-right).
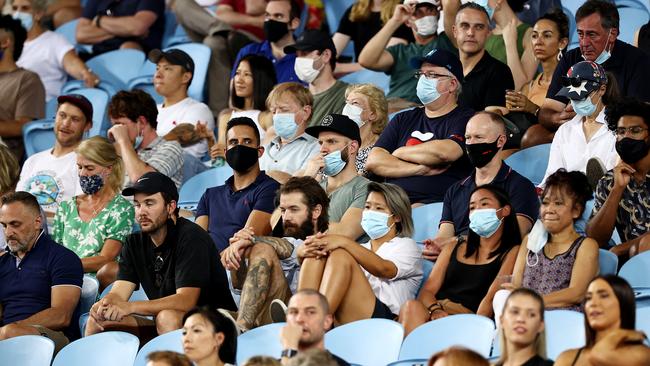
[
  {"x1": 414, "y1": 71, "x2": 453, "y2": 80},
  {"x1": 614, "y1": 126, "x2": 648, "y2": 138},
  {"x1": 154, "y1": 255, "x2": 164, "y2": 287}
]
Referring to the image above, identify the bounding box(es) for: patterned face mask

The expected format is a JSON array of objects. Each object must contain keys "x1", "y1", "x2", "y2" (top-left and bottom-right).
[{"x1": 79, "y1": 174, "x2": 105, "y2": 195}]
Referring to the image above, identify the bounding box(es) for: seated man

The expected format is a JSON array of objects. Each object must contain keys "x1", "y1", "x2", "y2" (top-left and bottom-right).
[
  {"x1": 587, "y1": 98, "x2": 650, "y2": 260},
  {"x1": 366, "y1": 48, "x2": 474, "y2": 204},
  {"x1": 284, "y1": 30, "x2": 347, "y2": 127},
  {"x1": 196, "y1": 117, "x2": 279, "y2": 252},
  {"x1": 426, "y1": 111, "x2": 539, "y2": 260},
  {"x1": 107, "y1": 90, "x2": 184, "y2": 188},
  {"x1": 220, "y1": 176, "x2": 329, "y2": 331},
  {"x1": 17, "y1": 94, "x2": 92, "y2": 218},
  {"x1": 0, "y1": 15, "x2": 45, "y2": 161},
  {"x1": 85, "y1": 172, "x2": 236, "y2": 337},
  {"x1": 76, "y1": 0, "x2": 165, "y2": 58},
  {"x1": 0, "y1": 192, "x2": 83, "y2": 353},
  {"x1": 359, "y1": 0, "x2": 455, "y2": 111}
]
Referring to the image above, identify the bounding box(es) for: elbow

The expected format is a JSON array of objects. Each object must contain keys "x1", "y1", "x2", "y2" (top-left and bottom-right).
[
  {"x1": 365, "y1": 153, "x2": 380, "y2": 173},
  {"x1": 358, "y1": 56, "x2": 371, "y2": 69},
  {"x1": 130, "y1": 24, "x2": 150, "y2": 38}
]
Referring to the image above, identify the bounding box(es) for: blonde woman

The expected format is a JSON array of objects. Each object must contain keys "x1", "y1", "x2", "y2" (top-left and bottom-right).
[
  {"x1": 342, "y1": 83, "x2": 388, "y2": 175},
  {"x1": 0, "y1": 142, "x2": 20, "y2": 252},
  {"x1": 52, "y1": 136, "x2": 134, "y2": 289}
]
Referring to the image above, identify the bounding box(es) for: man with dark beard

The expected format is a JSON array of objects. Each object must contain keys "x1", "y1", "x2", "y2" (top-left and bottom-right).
[
  {"x1": 85, "y1": 172, "x2": 235, "y2": 338},
  {"x1": 220, "y1": 176, "x2": 330, "y2": 332}
]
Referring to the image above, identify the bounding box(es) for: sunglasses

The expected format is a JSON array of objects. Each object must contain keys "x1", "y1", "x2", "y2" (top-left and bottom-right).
[
  {"x1": 561, "y1": 76, "x2": 589, "y2": 88},
  {"x1": 154, "y1": 255, "x2": 165, "y2": 287}
]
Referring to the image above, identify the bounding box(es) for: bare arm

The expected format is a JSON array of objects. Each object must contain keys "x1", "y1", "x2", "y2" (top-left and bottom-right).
[
  {"x1": 195, "y1": 215, "x2": 208, "y2": 231},
  {"x1": 80, "y1": 239, "x2": 122, "y2": 273},
  {"x1": 392, "y1": 140, "x2": 464, "y2": 166},
  {"x1": 215, "y1": 4, "x2": 264, "y2": 28},
  {"x1": 243, "y1": 209, "x2": 273, "y2": 237},
  {"x1": 76, "y1": 17, "x2": 113, "y2": 44},
  {"x1": 511, "y1": 236, "x2": 529, "y2": 288},
  {"x1": 252, "y1": 236, "x2": 294, "y2": 260},
  {"x1": 589, "y1": 330, "x2": 650, "y2": 366},
  {"x1": 416, "y1": 242, "x2": 456, "y2": 317},
  {"x1": 15, "y1": 286, "x2": 80, "y2": 330},
  {"x1": 0, "y1": 116, "x2": 33, "y2": 138},
  {"x1": 516, "y1": 215, "x2": 533, "y2": 237},
  {"x1": 129, "y1": 287, "x2": 201, "y2": 316},
  {"x1": 109, "y1": 125, "x2": 155, "y2": 183},
  {"x1": 435, "y1": 222, "x2": 456, "y2": 239},
  {"x1": 328, "y1": 207, "x2": 364, "y2": 240},
  {"x1": 62, "y1": 50, "x2": 99, "y2": 87},
  {"x1": 332, "y1": 32, "x2": 350, "y2": 57},
  {"x1": 503, "y1": 21, "x2": 537, "y2": 90},
  {"x1": 358, "y1": 4, "x2": 410, "y2": 72},
  {"x1": 326, "y1": 235, "x2": 398, "y2": 279},
  {"x1": 96, "y1": 10, "x2": 158, "y2": 38},
  {"x1": 476, "y1": 246, "x2": 519, "y2": 317},
  {"x1": 538, "y1": 98, "x2": 575, "y2": 130},
  {"x1": 442, "y1": 0, "x2": 460, "y2": 48},
  {"x1": 365, "y1": 147, "x2": 430, "y2": 178}
]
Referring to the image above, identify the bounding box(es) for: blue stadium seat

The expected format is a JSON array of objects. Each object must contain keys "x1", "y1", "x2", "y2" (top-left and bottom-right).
[
  {"x1": 133, "y1": 329, "x2": 184, "y2": 366},
  {"x1": 236, "y1": 322, "x2": 285, "y2": 364},
  {"x1": 598, "y1": 249, "x2": 618, "y2": 275},
  {"x1": 0, "y1": 335, "x2": 55, "y2": 366},
  {"x1": 340, "y1": 68, "x2": 390, "y2": 94},
  {"x1": 79, "y1": 284, "x2": 150, "y2": 335},
  {"x1": 325, "y1": 319, "x2": 404, "y2": 365},
  {"x1": 55, "y1": 18, "x2": 92, "y2": 54},
  {"x1": 562, "y1": 7, "x2": 578, "y2": 44},
  {"x1": 84, "y1": 49, "x2": 147, "y2": 91},
  {"x1": 80, "y1": 275, "x2": 99, "y2": 316},
  {"x1": 636, "y1": 288, "x2": 650, "y2": 308},
  {"x1": 387, "y1": 360, "x2": 429, "y2": 366},
  {"x1": 545, "y1": 310, "x2": 585, "y2": 360},
  {"x1": 416, "y1": 258, "x2": 433, "y2": 297},
  {"x1": 178, "y1": 166, "x2": 233, "y2": 211},
  {"x1": 22, "y1": 119, "x2": 55, "y2": 157},
  {"x1": 52, "y1": 331, "x2": 139, "y2": 366},
  {"x1": 127, "y1": 59, "x2": 162, "y2": 104},
  {"x1": 412, "y1": 202, "x2": 443, "y2": 243},
  {"x1": 71, "y1": 88, "x2": 111, "y2": 137},
  {"x1": 504, "y1": 143, "x2": 551, "y2": 187},
  {"x1": 399, "y1": 314, "x2": 495, "y2": 359},
  {"x1": 168, "y1": 43, "x2": 211, "y2": 102},
  {"x1": 617, "y1": 5, "x2": 649, "y2": 44},
  {"x1": 636, "y1": 306, "x2": 650, "y2": 340},
  {"x1": 619, "y1": 251, "x2": 650, "y2": 288},
  {"x1": 162, "y1": 11, "x2": 191, "y2": 48},
  {"x1": 324, "y1": 0, "x2": 355, "y2": 35},
  {"x1": 45, "y1": 98, "x2": 58, "y2": 119}
]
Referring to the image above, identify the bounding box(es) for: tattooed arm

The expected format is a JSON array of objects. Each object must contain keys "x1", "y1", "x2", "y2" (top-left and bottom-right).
[{"x1": 252, "y1": 236, "x2": 294, "y2": 260}]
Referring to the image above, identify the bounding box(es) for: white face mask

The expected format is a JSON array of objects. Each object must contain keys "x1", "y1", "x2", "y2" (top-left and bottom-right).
[
  {"x1": 294, "y1": 56, "x2": 322, "y2": 83},
  {"x1": 414, "y1": 15, "x2": 439, "y2": 37},
  {"x1": 342, "y1": 103, "x2": 364, "y2": 127},
  {"x1": 526, "y1": 219, "x2": 548, "y2": 267}
]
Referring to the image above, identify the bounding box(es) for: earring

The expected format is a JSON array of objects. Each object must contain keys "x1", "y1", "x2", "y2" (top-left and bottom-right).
[{"x1": 556, "y1": 49, "x2": 563, "y2": 61}]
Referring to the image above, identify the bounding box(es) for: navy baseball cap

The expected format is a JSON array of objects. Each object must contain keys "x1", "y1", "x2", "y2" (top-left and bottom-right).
[
  {"x1": 284, "y1": 30, "x2": 337, "y2": 58},
  {"x1": 556, "y1": 61, "x2": 607, "y2": 101},
  {"x1": 305, "y1": 114, "x2": 361, "y2": 144},
  {"x1": 149, "y1": 48, "x2": 195, "y2": 74},
  {"x1": 410, "y1": 48, "x2": 464, "y2": 83}
]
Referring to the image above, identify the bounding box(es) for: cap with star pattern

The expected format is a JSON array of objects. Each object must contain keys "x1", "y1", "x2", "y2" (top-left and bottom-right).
[{"x1": 556, "y1": 61, "x2": 608, "y2": 101}]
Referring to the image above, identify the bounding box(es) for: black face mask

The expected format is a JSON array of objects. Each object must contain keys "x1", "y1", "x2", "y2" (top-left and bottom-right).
[
  {"x1": 616, "y1": 137, "x2": 650, "y2": 164},
  {"x1": 264, "y1": 19, "x2": 290, "y2": 43},
  {"x1": 466, "y1": 138, "x2": 500, "y2": 168},
  {"x1": 226, "y1": 145, "x2": 259, "y2": 172}
]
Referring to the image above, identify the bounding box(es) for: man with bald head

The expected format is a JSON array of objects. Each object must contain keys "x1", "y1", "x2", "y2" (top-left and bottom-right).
[{"x1": 422, "y1": 111, "x2": 539, "y2": 261}]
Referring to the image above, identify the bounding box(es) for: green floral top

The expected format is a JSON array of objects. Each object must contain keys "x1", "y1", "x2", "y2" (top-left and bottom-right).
[{"x1": 52, "y1": 194, "x2": 135, "y2": 259}]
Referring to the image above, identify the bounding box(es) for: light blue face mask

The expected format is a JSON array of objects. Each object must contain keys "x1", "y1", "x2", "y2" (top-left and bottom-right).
[
  {"x1": 13, "y1": 12, "x2": 33, "y2": 31},
  {"x1": 323, "y1": 148, "x2": 348, "y2": 176},
  {"x1": 593, "y1": 29, "x2": 612, "y2": 65},
  {"x1": 361, "y1": 210, "x2": 394, "y2": 240},
  {"x1": 134, "y1": 133, "x2": 144, "y2": 150},
  {"x1": 471, "y1": 0, "x2": 494, "y2": 19},
  {"x1": 416, "y1": 76, "x2": 442, "y2": 105},
  {"x1": 469, "y1": 208, "x2": 503, "y2": 238},
  {"x1": 273, "y1": 113, "x2": 298, "y2": 140},
  {"x1": 570, "y1": 96, "x2": 598, "y2": 117}
]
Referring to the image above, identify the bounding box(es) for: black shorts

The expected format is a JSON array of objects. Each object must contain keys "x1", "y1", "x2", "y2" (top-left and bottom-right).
[{"x1": 371, "y1": 297, "x2": 397, "y2": 320}]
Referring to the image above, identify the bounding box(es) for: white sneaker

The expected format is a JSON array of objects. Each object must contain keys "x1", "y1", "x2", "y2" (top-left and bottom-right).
[
  {"x1": 269, "y1": 299, "x2": 287, "y2": 323},
  {"x1": 586, "y1": 157, "x2": 607, "y2": 191},
  {"x1": 217, "y1": 308, "x2": 242, "y2": 335}
]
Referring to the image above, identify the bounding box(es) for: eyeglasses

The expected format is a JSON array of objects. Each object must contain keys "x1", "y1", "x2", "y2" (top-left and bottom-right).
[
  {"x1": 614, "y1": 126, "x2": 648, "y2": 138},
  {"x1": 154, "y1": 255, "x2": 164, "y2": 287},
  {"x1": 414, "y1": 71, "x2": 453, "y2": 80}
]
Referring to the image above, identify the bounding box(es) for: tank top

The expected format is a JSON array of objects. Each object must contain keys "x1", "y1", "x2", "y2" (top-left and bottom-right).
[
  {"x1": 436, "y1": 243, "x2": 506, "y2": 313},
  {"x1": 526, "y1": 73, "x2": 549, "y2": 108},
  {"x1": 522, "y1": 236, "x2": 586, "y2": 311},
  {"x1": 230, "y1": 109, "x2": 265, "y2": 141},
  {"x1": 486, "y1": 23, "x2": 531, "y2": 65},
  {"x1": 639, "y1": 23, "x2": 650, "y2": 57}
]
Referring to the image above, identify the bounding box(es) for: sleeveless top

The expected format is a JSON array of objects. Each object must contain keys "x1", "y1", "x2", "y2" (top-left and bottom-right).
[
  {"x1": 436, "y1": 243, "x2": 506, "y2": 313},
  {"x1": 230, "y1": 109, "x2": 265, "y2": 140},
  {"x1": 639, "y1": 23, "x2": 650, "y2": 57},
  {"x1": 526, "y1": 73, "x2": 549, "y2": 108},
  {"x1": 486, "y1": 23, "x2": 531, "y2": 65},
  {"x1": 523, "y1": 236, "x2": 586, "y2": 312}
]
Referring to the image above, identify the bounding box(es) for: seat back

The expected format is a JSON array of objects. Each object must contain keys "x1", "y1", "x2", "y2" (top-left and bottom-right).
[
  {"x1": 52, "y1": 331, "x2": 139, "y2": 366},
  {"x1": 619, "y1": 251, "x2": 650, "y2": 288},
  {"x1": 340, "y1": 68, "x2": 390, "y2": 94},
  {"x1": 598, "y1": 249, "x2": 618, "y2": 275},
  {"x1": 171, "y1": 43, "x2": 211, "y2": 102},
  {"x1": 86, "y1": 49, "x2": 146, "y2": 90},
  {"x1": 387, "y1": 360, "x2": 429, "y2": 366},
  {"x1": 80, "y1": 275, "x2": 99, "y2": 316},
  {"x1": 0, "y1": 335, "x2": 55, "y2": 366},
  {"x1": 325, "y1": 319, "x2": 404, "y2": 365},
  {"x1": 504, "y1": 143, "x2": 551, "y2": 187},
  {"x1": 412, "y1": 202, "x2": 444, "y2": 243},
  {"x1": 236, "y1": 322, "x2": 285, "y2": 365},
  {"x1": 617, "y1": 6, "x2": 650, "y2": 44},
  {"x1": 162, "y1": 11, "x2": 191, "y2": 48},
  {"x1": 636, "y1": 307, "x2": 650, "y2": 342},
  {"x1": 70, "y1": 88, "x2": 111, "y2": 137},
  {"x1": 544, "y1": 310, "x2": 586, "y2": 360},
  {"x1": 399, "y1": 314, "x2": 495, "y2": 359},
  {"x1": 133, "y1": 329, "x2": 184, "y2": 366},
  {"x1": 54, "y1": 19, "x2": 92, "y2": 53},
  {"x1": 178, "y1": 166, "x2": 233, "y2": 210},
  {"x1": 23, "y1": 119, "x2": 55, "y2": 157}
]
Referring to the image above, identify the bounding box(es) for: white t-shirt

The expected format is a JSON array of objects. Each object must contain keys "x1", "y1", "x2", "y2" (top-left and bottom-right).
[
  {"x1": 360, "y1": 236, "x2": 423, "y2": 315},
  {"x1": 17, "y1": 31, "x2": 73, "y2": 101},
  {"x1": 157, "y1": 97, "x2": 215, "y2": 158},
  {"x1": 16, "y1": 149, "x2": 82, "y2": 215},
  {"x1": 230, "y1": 109, "x2": 265, "y2": 142}
]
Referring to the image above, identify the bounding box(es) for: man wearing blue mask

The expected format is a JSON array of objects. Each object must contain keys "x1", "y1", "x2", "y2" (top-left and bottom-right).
[
  {"x1": 366, "y1": 48, "x2": 474, "y2": 204},
  {"x1": 302, "y1": 114, "x2": 370, "y2": 241},
  {"x1": 529, "y1": 0, "x2": 650, "y2": 148}
]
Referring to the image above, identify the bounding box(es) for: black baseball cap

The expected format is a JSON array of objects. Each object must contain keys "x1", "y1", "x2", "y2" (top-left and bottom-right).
[
  {"x1": 57, "y1": 94, "x2": 94, "y2": 124},
  {"x1": 305, "y1": 114, "x2": 361, "y2": 144},
  {"x1": 148, "y1": 48, "x2": 195, "y2": 74},
  {"x1": 122, "y1": 171, "x2": 179, "y2": 202},
  {"x1": 410, "y1": 48, "x2": 464, "y2": 83},
  {"x1": 284, "y1": 30, "x2": 337, "y2": 57}
]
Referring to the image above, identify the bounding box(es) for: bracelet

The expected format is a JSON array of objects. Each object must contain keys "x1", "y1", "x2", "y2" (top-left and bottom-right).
[
  {"x1": 96, "y1": 15, "x2": 103, "y2": 28},
  {"x1": 281, "y1": 349, "x2": 298, "y2": 358},
  {"x1": 427, "y1": 302, "x2": 442, "y2": 316}
]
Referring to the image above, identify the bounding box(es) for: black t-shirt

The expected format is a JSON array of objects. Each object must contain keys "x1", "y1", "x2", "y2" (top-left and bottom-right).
[
  {"x1": 495, "y1": 355, "x2": 554, "y2": 366},
  {"x1": 547, "y1": 39, "x2": 650, "y2": 104},
  {"x1": 459, "y1": 51, "x2": 515, "y2": 111},
  {"x1": 117, "y1": 217, "x2": 236, "y2": 311},
  {"x1": 639, "y1": 23, "x2": 650, "y2": 56},
  {"x1": 337, "y1": 5, "x2": 414, "y2": 59}
]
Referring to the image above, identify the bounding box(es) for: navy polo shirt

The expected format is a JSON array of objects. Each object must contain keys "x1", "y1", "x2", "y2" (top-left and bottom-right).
[
  {"x1": 231, "y1": 40, "x2": 302, "y2": 84},
  {"x1": 196, "y1": 171, "x2": 280, "y2": 252},
  {"x1": 440, "y1": 162, "x2": 540, "y2": 235},
  {"x1": 0, "y1": 232, "x2": 83, "y2": 335}
]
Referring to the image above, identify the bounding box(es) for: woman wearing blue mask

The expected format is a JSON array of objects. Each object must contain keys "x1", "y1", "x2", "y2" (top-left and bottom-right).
[
  {"x1": 399, "y1": 184, "x2": 520, "y2": 336},
  {"x1": 52, "y1": 136, "x2": 135, "y2": 290},
  {"x1": 297, "y1": 182, "x2": 422, "y2": 325}
]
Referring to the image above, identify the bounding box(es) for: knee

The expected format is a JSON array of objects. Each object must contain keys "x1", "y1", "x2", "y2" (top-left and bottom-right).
[
  {"x1": 327, "y1": 248, "x2": 355, "y2": 266},
  {"x1": 401, "y1": 299, "x2": 424, "y2": 318},
  {"x1": 156, "y1": 310, "x2": 183, "y2": 334},
  {"x1": 250, "y1": 242, "x2": 276, "y2": 261},
  {"x1": 0, "y1": 323, "x2": 23, "y2": 339},
  {"x1": 520, "y1": 125, "x2": 554, "y2": 149}
]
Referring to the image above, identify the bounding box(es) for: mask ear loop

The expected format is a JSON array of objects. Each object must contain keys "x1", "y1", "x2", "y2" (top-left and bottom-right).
[{"x1": 526, "y1": 250, "x2": 539, "y2": 267}]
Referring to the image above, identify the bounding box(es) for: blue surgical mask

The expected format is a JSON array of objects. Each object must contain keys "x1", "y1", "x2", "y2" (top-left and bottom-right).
[
  {"x1": 134, "y1": 133, "x2": 144, "y2": 150},
  {"x1": 273, "y1": 113, "x2": 298, "y2": 140},
  {"x1": 79, "y1": 174, "x2": 105, "y2": 195},
  {"x1": 361, "y1": 210, "x2": 394, "y2": 240},
  {"x1": 570, "y1": 96, "x2": 597, "y2": 117},
  {"x1": 13, "y1": 12, "x2": 33, "y2": 31},
  {"x1": 416, "y1": 76, "x2": 442, "y2": 105},
  {"x1": 593, "y1": 29, "x2": 613, "y2": 65},
  {"x1": 323, "y1": 148, "x2": 347, "y2": 176},
  {"x1": 471, "y1": 0, "x2": 494, "y2": 19},
  {"x1": 469, "y1": 208, "x2": 503, "y2": 238}
]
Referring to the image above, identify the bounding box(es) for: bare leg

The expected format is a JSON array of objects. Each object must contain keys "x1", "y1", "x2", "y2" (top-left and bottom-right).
[
  {"x1": 399, "y1": 299, "x2": 430, "y2": 337},
  {"x1": 0, "y1": 323, "x2": 41, "y2": 340},
  {"x1": 85, "y1": 314, "x2": 141, "y2": 336},
  {"x1": 298, "y1": 257, "x2": 327, "y2": 291},
  {"x1": 97, "y1": 261, "x2": 118, "y2": 292},
  {"x1": 520, "y1": 124, "x2": 555, "y2": 149},
  {"x1": 155, "y1": 309, "x2": 185, "y2": 334}
]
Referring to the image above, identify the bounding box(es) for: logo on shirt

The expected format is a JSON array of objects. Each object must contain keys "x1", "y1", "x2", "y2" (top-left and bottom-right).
[
  {"x1": 321, "y1": 115, "x2": 333, "y2": 126},
  {"x1": 406, "y1": 131, "x2": 434, "y2": 146},
  {"x1": 23, "y1": 172, "x2": 63, "y2": 209}
]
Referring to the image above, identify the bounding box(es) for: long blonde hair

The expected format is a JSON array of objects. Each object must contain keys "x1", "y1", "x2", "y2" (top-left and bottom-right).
[
  {"x1": 345, "y1": 83, "x2": 388, "y2": 135},
  {"x1": 350, "y1": 0, "x2": 402, "y2": 24},
  {"x1": 0, "y1": 143, "x2": 19, "y2": 195},
  {"x1": 75, "y1": 136, "x2": 125, "y2": 194}
]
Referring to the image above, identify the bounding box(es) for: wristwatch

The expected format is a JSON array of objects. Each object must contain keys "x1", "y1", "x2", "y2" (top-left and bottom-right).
[{"x1": 281, "y1": 349, "x2": 298, "y2": 358}]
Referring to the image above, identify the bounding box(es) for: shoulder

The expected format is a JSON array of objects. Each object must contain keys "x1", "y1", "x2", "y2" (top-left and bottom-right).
[
  {"x1": 554, "y1": 348, "x2": 581, "y2": 366},
  {"x1": 577, "y1": 237, "x2": 599, "y2": 253},
  {"x1": 349, "y1": 175, "x2": 370, "y2": 188},
  {"x1": 176, "y1": 218, "x2": 212, "y2": 243},
  {"x1": 47, "y1": 236, "x2": 82, "y2": 263}
]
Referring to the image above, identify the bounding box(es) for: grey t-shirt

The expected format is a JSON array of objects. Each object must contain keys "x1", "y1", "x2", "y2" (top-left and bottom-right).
[
  {"x1": 310, "y1": 80, "x2": 348, "y2": 127},
  {"x1": 320, "y1": 175, "x2": 370, "y2": 222}
]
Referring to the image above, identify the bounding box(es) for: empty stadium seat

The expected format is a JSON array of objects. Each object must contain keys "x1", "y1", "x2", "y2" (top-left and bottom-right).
[
  {"x1": 0, "y1": 335, "x2": 55, "y2": 366},
  {"x1": 236, "y1": 322, "x2": 285, "y2": 364},
  {"x1": 324, "y1": 319, "x2": 404, "y2": 365},
  {"x1": 412, "y1": 202, "x2": 443, "y2": 243},
  {"x1": 399, "y1": 314, "x2": 495, "y2": 360},
  {"x1": 636, "y1": 306, "x2": 650, "y2": 339},
  {"x1": 22, "y1": 119, "x2": 55, "y2": 157},
  {"x1": 84, "y1": 49, "x2": 147, "y2": 91},
  {"x1": 619, "y1": 251, "x2": 650, "y2": 288},
  {"x1": 54, "y1": 19, "x2": 92, "y2": 54},
  {"x1": 52, "y1": 331, "x2": 139, "y2": 366},
  {"x1": 504, "y1": 143, "x2": 551, "y2": 187},
  {"x1": 544, "y1": 310, "x2": 586, "y2": 360},
  {"x1": 340, "y1": 68, "x2": 390, "y2": 94},
  {"x1": 133, "y1": 329, "x2": 184, "y2": 366},
  {"x1": 162, "y1": 12, "x2": 191, "y2": 48},
  {"x1": 617, "y1": 5, "x2": 649, "y2": 44},
  {"x1": 178, "y1": 166, "x2": 233, "y2": 211},
  {"x1": 598, "y1": 249, "x2": 618, "y2": 275}
]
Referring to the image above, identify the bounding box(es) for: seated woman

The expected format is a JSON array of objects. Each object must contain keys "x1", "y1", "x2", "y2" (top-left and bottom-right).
[
  {"x1": 508, "y1": 170, "x2": 599, "y2": 313},
  {"x1": 399, "y1": 184, "x2": 520, "y2": 336},
  {"x1": 495, "y1": 288, "x2": 553, "y2": 366},
  {"x1": 0, "y1": 142, "x2": 20, "y2": 252},
  {"x1": 341, "y1": 83, "x2": 388, "y2": 176},
  {"x1": 555, "y1": 275, "x2": 650, "y2": 366},
  {"x1": 539, "y1": 61, "x2": 620, "y2": 188},
  {"x1": 297, "y1": 182, "x2": 422, "y2": 325},
  {"x1": 182, "y1": 306, "x2": 237, "y2": 366},
  {"x1": 52, "y1": 136, "x2": 135, "y2": 289}
]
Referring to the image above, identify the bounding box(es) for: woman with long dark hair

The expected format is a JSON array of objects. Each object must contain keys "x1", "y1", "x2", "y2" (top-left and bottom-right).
[{"x1": 182, "y1": 307, "x2": 237, "y2": 366}]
